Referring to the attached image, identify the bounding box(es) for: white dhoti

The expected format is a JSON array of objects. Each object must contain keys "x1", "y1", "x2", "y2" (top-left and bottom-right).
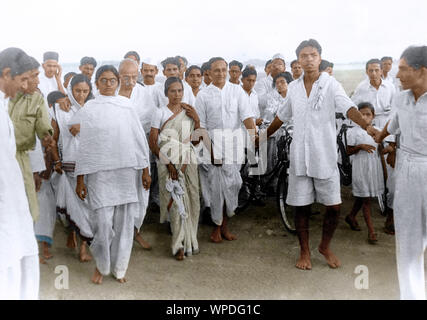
[
  {"x1": 209, "y1": 164, "x2": 242, "y2": 226},
  {"x1": 89, "y1": 203, "x2": 136, "y2": 279},
  {"x1": 34, "y1": 178, "x2": 57, "y2": 245},
  {"x1": 394, "y1": 150, "x2": 427, "y2": 300},
  {"x1": 0, "y1": 255, "x2": 39, "y2": 300}
]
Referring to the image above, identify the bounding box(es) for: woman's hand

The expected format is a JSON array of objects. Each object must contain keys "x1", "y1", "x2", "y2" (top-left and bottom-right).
[
  {"x1": 142, "y1": 168, "x2": 151, "y2": 190},
  {"x1": 76, "y1": 175, "x2": 87, "y2": 201},
  {"x1": 167, "y1": 163, "x2": 178, "y2": 180},
  {"x1": 181, "y1": 103, "x2": 200, "y2": 124},
  {"x1": 54, "y1": 161, "x2": 63, "y2": 175}
]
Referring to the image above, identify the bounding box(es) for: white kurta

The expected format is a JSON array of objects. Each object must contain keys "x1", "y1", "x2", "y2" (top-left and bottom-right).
[
  {"x1": 38, "y1": 71, "x2": 59, "y2": 100},
  {"x1": 0, "y1": 91, "x2": 39, "y2": 300},
  {"x1": 277, "y1": 72, "x2": 354, "y2": 180},
  {"x1": 347, "y1": 126, "x2": 384, "y2": 197},
  {"x1": 388, "y1": 90, "x2": 427, "y2": 300},
  {"x1": 195, "y1": 82, "x2": 254, "y2": 225},
  {"x1": 351, "y1": 78, "x2": 396, "y2": 128}
]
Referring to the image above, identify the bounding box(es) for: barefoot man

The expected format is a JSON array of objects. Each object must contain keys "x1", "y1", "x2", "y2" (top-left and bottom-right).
[
  {"x1": 261, "y1": 39, "x2": 377, "y2": 270},
  {"x1": 195, "y1": 57, "x2": 256, "y2": 243}
]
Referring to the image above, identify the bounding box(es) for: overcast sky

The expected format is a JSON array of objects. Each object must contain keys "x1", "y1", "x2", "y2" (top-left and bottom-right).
[{"x1": 1, "y1": 0, "x2": 426, "y2": 65}]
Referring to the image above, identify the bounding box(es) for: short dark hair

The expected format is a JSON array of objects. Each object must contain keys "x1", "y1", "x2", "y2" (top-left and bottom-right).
[
  {"x1": 185, "y1": 65, "x2": 202, "y2": 78},
  {"x1": 80, "y1": 56, "x2": 97, "y2": 68},
  {"x1": 175, "y1": 56, "x2": 188, "y2": 67},
  {"x1": 241, "y1": 66, "x2": 257, "y2": 79},
  {"x1": 164, "y1": 76, "x2": 183, "y2": 97},
  {"x1": 64, "y1": 72, "x2": 77, "y2": 82},
  {"x1": 365, "y1": 58, "x2": 382, "y2": 70},
  {"x1": 124, "y1": 51, "x2": 141, "y2": 63},
  {"x1": 47, "y1": 91, "x2": 67, "y2": 108},
  {"x1": 319, "y1": 60, "x2": 330, "y2": 72},
  {"x1": 229, "y1": 60, "x2": 243, "y2": 71},
  {"x1": 400, "y1": 46, "x2": 427, "y2": 70},
  {"x1": 208, "y1": 57, "x2": 228, "y2": 69},
  {"x1": 295, "y1": 39, "x2": 322, "y2": 57},
  {"x1": 357, "y1": 102, "x2": 375, "y2": 115},
  {"x1": 264, "y1": 59, "x2": 272, "y2": 70},
  {"x1": 28, "y1": 56, "x2": 40, "y2": 70},
  {"x1": 381, "y1": 56, "x2": 393, "y2": 63},
  {"x1": 273, "y1": 72, "x2": 293, "y2": 88},
  {"x1": 291, "y1": 60, "x2": 299, "y2": 68},
  {"x1": 95, "y1": 65, "x2": 119, "y2": 83},
  {"x1": 201, "y1": 62, "x2": 210, "y2": 74},
  {"x1": 161, "y1": 57, "x2": 181, "y2": 70},
  {"x1": 0, "y1": 47, "x2": 33, "y2": 77}
]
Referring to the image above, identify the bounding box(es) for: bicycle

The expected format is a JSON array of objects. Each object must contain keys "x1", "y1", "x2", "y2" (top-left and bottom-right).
[{"x1": 237, "y1": 121, "x2": 296, "y2": 234}]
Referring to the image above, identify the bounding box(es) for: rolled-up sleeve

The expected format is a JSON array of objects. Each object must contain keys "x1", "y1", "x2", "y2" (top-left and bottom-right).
[
  {"x1": 333, "y1": 81, "x2": 355, "y2": 118},
  {"x1": 387, "y1": 111, "x2": 399, "y2": 135}
]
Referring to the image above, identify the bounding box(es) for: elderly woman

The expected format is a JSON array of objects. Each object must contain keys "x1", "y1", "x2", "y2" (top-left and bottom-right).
[
  {"x1": 48, "y1": 74, "x2": 94, "y2": 263},
  {"x1": 149, "y1": 77, "x2": 201, "y2": 261},
  {"x1": 71, "y1": 65, "x2": 151, "y2": 284}
]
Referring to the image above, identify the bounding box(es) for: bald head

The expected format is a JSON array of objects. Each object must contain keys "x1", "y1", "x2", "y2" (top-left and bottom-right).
[{"x1": 119, "y1": 58, "x2": 139, "y2": 90}]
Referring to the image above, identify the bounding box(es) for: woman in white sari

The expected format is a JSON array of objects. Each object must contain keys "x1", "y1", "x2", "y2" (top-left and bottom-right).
[
  {"x1": 72, "y1": 65, "x2": 151, "y2": 284},
  {"x1": 149, "y1": 77, "x2": 201, "y2": 261},
  {"x1": 49, "y1": 74, "x2": 94, "y2": 262}
]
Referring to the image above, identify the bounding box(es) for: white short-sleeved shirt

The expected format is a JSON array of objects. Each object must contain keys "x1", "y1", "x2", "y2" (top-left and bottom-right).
[
  {"x1": 244, "y1": 88, "x2": 260, "y2": 120},
  {"x1": 277, "y1": 72, "x2": 354, "y2": 179},
  {"x1": 151, "y1": 106, "x2": 174, "y2": 130},
  {"x1": 129, "y1": 83, "x2": 157, "y2": 134},
  {"x1": 195, "y1": 82, "x2": 254, "y2": 161},
  {"x1": 351, "y1": 78, "x2": 396, "y2": 117},
  {"x1": 388, "y1": 90, "x2": 427, "y2": 156}
]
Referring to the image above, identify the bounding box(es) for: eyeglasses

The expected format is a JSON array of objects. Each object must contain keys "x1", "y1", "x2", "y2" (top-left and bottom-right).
[
  {"x1": 121, "y1": 75, "x2": 138, "y2": 82},
  {"x1": 99, "y1": 78, "x2": 118, "y2": 85}
]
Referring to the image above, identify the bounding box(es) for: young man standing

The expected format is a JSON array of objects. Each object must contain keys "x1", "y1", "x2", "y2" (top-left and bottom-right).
[
  {"x1": 262, "y1": 39, "x2": 377, "y2": 270},
  {"x1": 291, "y1": 60, "x2": 303, "y2": 80},
  {"x1": 195, "y1": 57, "x2": 256, "y2": 243},
  {"x1": 374, "y1": 46, "x2": 427, "y2": 300},
  {"x1": 39, "y1": 51, "x2": 65, "y2": 98},
  {"x1": 228, "y1": 60, "x2": 243, "y2": 85}
]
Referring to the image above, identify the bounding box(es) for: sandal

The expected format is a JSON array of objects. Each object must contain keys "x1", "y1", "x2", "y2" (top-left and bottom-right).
[{"x1": 345, "y1": 215, "x2": 361, "y2": 231}]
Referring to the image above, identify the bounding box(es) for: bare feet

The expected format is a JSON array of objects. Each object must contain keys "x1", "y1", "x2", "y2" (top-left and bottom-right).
[
  {"x1": 66, "y1": 231, "x2": 77, "y2": 249},
  {"x1": 295, "y1": 251, "x2": 312, "y2": 270},
  {"x1": 221, "y1": 227, "x2": 237, "y2": 241},
  {"x1": 42, "y1": 242, "x2": 53, "y2": 260},
  {"x1": 210, "y1": 227, "x2": 222, "y2": 243},
  {"x1": 175, "y1": 248, "x2": 185, "y2": 261},
  {"x1": 91, "y1": 268, "x2": 103, "y2": 285},
  {"x1": 318, "y1": 246, "x2": 341, "y2": 269},
  {"x1": 79, "y1": 241, "x2": 92, "y2": 262},
  {"x1": 39, "y1": 256, "x2": 47, "y2": 265},
  {"x1": 368, "y1": 232, "x2": 378, "y2": 244},
  {"x1": 134, "y1": 233, "x2": 152, "y2": 250},
  {"x1": 116, "y1": 277, "x2": 127, "y2": 283},
  {"x1": 345, "y1": 215, "x2": 361, "y2": 231}
]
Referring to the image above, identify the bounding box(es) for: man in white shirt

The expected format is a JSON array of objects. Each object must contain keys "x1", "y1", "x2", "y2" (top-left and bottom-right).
[
  {"x1": 195, "y1": 57, "x2": 256, "y2": 243},
  {"x1": 38, "y1": 51, "x2": 65, "y2": 98},
  {"x1": 118, "y1": 59, "x2": 152, "y2": 250},
  {"x1": 352, "y1": 58, "x2": 396, "y2": 128},
  {"x1": 200, "y1": 62, "x2": 211, "y2": 89},
  {"x1": 229, "y1": 60, "x2": 243, "y2": 85},
  {"x1": 262, "y1": 39, "x2": 378, "y2": 271},
  {"x1": 374, "y1": 45, "x2": 427, "y2": 300},
  {"x1": 0, "y1": 47, "x2": 40, "y2": 300},
  {"x1": 291, "y1": 60, "x2": 302, "y2": 80},
  {"x1": 381, "y1": 56, "x2": 401, "y2": 91},
  {"x1": 256, "y1": 54, "x2": 286, "y2": 119}
]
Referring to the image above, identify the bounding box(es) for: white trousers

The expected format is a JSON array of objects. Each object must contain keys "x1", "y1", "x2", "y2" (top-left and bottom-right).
[
  {"x1": 394, "y1": 151, "x2": 427, "y2": 300},
  {"x1": 0, "y1": 255, "x2": 39, "y2": 300},
  {"x1": 89, "y1": 203, "x2": 135, "y2": 279}
]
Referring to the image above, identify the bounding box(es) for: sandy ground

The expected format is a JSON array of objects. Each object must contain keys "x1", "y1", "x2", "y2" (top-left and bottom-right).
[{"x1": 38, "y1": 186, "x2": 426, "y2": 300}]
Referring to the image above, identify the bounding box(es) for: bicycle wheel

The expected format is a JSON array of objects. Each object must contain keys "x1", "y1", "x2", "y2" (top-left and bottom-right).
[
  {"x1": 236, "y1": 162, "x2": 252, "y2": 213},
  {"x1": 276, "y1": 167, "x2": 296, "y2": 234}
]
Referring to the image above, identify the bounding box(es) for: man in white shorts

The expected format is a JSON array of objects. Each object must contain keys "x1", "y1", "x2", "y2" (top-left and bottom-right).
[{"x1": 262, "y1": 39, "x2": 378, "y2": 270}]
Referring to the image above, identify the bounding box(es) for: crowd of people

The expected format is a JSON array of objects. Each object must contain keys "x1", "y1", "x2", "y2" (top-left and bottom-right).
[{"x1": 0, "y1": 39, "x2": 426, "y2": 300}]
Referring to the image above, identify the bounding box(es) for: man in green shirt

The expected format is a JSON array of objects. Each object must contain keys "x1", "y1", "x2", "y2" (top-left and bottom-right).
[{"x1": 8, "y1": 56, "x2": 55, "y2": 222}]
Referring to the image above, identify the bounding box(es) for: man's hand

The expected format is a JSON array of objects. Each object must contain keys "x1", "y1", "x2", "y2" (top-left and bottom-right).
[
  {"x1": 55, "y1": 64, "x2": 63, "y2": 81},
  {"x1": 360, "y1": 144, "x2": 376, "y2": 153},
  {"x1": 33, "y1": 173, "x2": 42, "y2": 192},
  {"x1": 76, "y1": 176, "x2": 87, "y2": 201},
  {"x1": 57, "y1": 97, "x2": 71, "y2": 112},
  {"x1": 69, "y1": 124, "x2": 80, "y2": 136},
  {"x1": 41, "y1": 135, "x2": 56, "y2": 152},
  {"x1": 54, "y1": 161, "x2": 63, "y2": 175},
  {"x1": 142, "y1": 168, "x2": 151, "y2": 190}
]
